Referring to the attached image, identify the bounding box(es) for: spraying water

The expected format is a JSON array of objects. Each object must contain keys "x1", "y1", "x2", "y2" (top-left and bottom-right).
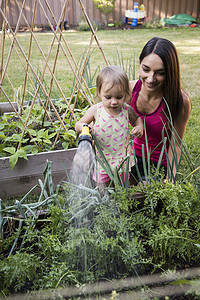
[
  {"x1": 69, "y1": 124, "x2": 97, "y2": 234},
  {"x1": 70, "y1": 124, "x2": 96, "y2": 189}
]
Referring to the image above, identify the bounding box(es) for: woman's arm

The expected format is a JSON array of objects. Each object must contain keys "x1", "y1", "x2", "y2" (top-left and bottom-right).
[
  {"x1": 167, "y1": 91, "x2": 191, "y2": 180},
  {"x1": 75, "y1": 105, "x2": 97, "y2": 133},
  {"x1": 128, "y1": 80, "x2": 137, "y2": 104},
  {"x1": 127, "y1": 104, "x2": 139, "y2": 125},
  {"x1": 127, "y1": 104, "x2": 143, "y2": 138}
]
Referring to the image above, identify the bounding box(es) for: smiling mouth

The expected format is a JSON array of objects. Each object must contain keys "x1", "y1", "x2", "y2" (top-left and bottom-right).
[{"x1": 146, "y1": 82, "x2": 157, "y2": 88}]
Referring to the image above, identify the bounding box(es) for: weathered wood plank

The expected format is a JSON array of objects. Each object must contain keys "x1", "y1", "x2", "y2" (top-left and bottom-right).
[
  {"x1": 0, "y1": 148, "x2": 77, "y2": 179},
  {"x1": 0, "y1": 171, "x2": 67, "y2": 199},
  {"x1": 0, "y1": 148, "x2": 77, "y2": 199}
]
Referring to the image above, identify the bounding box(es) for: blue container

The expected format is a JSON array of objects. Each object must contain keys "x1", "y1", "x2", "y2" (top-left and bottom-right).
[
  {"x1": 131, "y1": 18, "x2": 137, "y2": 26},
  {"x1": 124, "y1": 16, "x2": 128, "y2": 24},
  {"x1": 132, "y1": 2, "x2": 138, "y2": 26},
  {"x1": 133, "y1": 1, "x2": 138, "y2": 12}
]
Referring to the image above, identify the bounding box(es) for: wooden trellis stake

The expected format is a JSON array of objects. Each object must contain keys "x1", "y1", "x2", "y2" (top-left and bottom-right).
[
  {"x1": 21, "y1": 0, "x2": 38, "y2": 111},
  {"x1": 0, "y1": 0, "x2": 26, "y2": 89},
  {"x1": 79, "y1": 0, "x2": 109, "y2": 66},
  {"x1": 52, "y1": 29, "x2": 96, "y2": 149},
  {"x1": 0, "y1": 0, "x2": 7, "y2": 99},
  {"x1": 41, "y1": 0, "x2": 94, "y2": 106},
  {"x1": 12, "y1": 0, "x2": 76, "y2": 121},
  {"x1": 5, "y1": 31, "x2": 54, "y2": 127},
  {"x1": 0, "y1": 0, "x2": 110, "y2": 156},
  {"x1": 42, "y1": 0, "x2": 69, "y2": 127},
  {"x1": 0, "y1": 8, "x2": 69, "y2": 133}
]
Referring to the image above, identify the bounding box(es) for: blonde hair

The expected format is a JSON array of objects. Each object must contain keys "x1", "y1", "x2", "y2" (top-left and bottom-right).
[{"x1": 96, "y1": 65, "x2": 130, "y2": 101}]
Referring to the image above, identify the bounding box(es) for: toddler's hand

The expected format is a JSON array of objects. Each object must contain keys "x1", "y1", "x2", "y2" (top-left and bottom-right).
[
  {"x1": 89, "y1": 126, "x2": 94, "y2": 134},
  {"x1": 131, "y1": 126, "x2": 143, "y2": 138}
]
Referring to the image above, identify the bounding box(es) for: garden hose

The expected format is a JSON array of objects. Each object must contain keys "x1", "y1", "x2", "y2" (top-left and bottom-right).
[{"x1": 78, "y1": 124, "x2": 92, "y2": 144}]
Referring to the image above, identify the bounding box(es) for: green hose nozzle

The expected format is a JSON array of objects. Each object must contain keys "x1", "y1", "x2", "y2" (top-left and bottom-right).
[{"x1": 78, "y1": 124, "x2": 92, "y2": 144}]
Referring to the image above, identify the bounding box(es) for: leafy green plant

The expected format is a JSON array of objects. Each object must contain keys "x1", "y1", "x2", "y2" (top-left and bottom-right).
[
  {"x1": 0, "y1": 99, "x2": 86, "y2": 169},
  {"x1": 142, "y1": 18, "x2": 163, "y2": 29},
  {"x1": 3, "y1": 147, "x2": 29, "y2": 171},
  {"x1": 77, "y1": 20, "x2": 91, "y2": 31},
  {"x1": 93, "y1": 0, "x2": 116, "y2": 14},
  {"x1": 113, "y1": 21, "x2": 123, "y2": 28},
  {"x1": 93, "y1": 0, "x2": 116, "y2": 25},
  {"x1": 0, "y1": 159, "x2": 200, "y2": 296}
]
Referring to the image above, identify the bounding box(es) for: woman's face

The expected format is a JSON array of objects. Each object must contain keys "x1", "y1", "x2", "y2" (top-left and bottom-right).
[{"x1": 139, "y1": 53, "x2": 165, "y2": 92}]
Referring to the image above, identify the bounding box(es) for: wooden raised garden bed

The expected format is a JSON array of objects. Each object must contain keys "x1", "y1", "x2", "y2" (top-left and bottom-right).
[
  {"x1": 0, "y1": 148, "x2": 76, "y2": 199},
  {"x1": 0, "y1": 101, "x2": 77, "y2": 199}
]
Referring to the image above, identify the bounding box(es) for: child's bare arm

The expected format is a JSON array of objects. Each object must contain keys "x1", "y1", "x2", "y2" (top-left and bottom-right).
[{"x1": 75, "y1": 105, "x2": 97, "y2": 133}]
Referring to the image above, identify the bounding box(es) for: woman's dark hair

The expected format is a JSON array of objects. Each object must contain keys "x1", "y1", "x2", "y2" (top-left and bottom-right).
[{"x1": 139, "y1": 37, "x2": 183, "y2": 122}]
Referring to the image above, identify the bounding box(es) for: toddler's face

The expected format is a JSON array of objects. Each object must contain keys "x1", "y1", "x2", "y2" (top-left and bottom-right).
[{"x1": 100, "y1": 83, "x2": 126, "y2": 115}]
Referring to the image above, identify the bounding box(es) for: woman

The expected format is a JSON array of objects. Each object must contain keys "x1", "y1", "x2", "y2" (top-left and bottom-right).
[{"x1": 129, "y1": 37, "x2": 191, "y2": 183}]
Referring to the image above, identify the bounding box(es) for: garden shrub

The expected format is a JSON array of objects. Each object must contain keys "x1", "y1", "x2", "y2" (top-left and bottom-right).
[{"x1": 0, "y1": 179, "x2": 200, "y2": 295}]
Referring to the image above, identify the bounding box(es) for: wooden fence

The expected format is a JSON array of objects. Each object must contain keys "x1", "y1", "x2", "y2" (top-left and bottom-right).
[{"x1": 0, "y1": 0, "x2": 199, "y2": 28}]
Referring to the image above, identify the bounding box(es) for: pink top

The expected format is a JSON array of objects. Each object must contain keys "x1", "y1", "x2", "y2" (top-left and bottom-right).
[
  {"x1": 94, "y1": 102, "x2": 135, "y2": 174},
  {"x1": 130, "y1": 80, "x2": 171, "y2": 166}
]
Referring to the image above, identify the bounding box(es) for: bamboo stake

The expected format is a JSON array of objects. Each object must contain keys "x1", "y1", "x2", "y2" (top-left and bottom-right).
[
  {"x1": 42, "y1": 0, "x2": 94, "y2": 106},
  {"x1": 0, "y1": 0, "x2": 7, "y2": 99},
  {"x1": 0, "y1": 10, "x2": 69, "y2": 134},
  {"x1": 6, "y1": 32, "x2": 54, "y2": 127},
  {"x1": 21, "y1": 0, "x2": 37, "y2": 112},
  {"x1": 72, "y1": 28, "x2": 96, "y2": 111},
  {"x1": 52, "y1": 30, "x2": 96, "y2": 149},
  {"x1": 14, "y1": 0, "x2": 76, "y2": 120},
  {"x1": 0, "y1": 0, "x2": 26, "y2": 87},
  {"x1": 78, "y1": 0, "x2": 109, "y2": 66},
  {"x1": 44, "y1": 0, "x2": 93, "y2": 100},
  {"x1": 42, "y1": 0, "x2": 69, "y2": 127},
  {"x1": 0, "y1": 0, "x2": 5, "y2": 51}
]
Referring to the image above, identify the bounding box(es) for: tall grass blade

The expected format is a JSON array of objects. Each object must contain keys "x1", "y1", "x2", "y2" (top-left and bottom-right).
[
  {"x1": 182, "y1": 166, "x2": 200, "y2": 183},
  {"x1": 131, "y1": 140, "x2": 143, "y2": 184},
  {"x1": 20, "y1": 185, "x2": 39, "y2": 204},
  {"x1": 116, "y1": 155, "x2": 130, "y2": 188},
  {"x1": 141, "y1": 144, "x2": 148, "y2": 183},
  {"x1": 0, "y1": 199, "x2": 3, "y2": 239},
  {"x1": 93, "y1": 134, "x2": 114, "y2": 181},
  {"x1": 156, "y1": 137, "x2": 167, "y2": 175},
  {"x1": 113, "y1": 47, "x2": 135, "y2": 80},
  {"x1": 8, "y1": 220, "x2": 22, "y2": 257}
]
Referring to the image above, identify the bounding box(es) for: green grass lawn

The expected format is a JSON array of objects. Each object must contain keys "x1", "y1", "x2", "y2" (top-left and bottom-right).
[
  {"x1": 2, "y1": 27, "x2": 200, "y2": 97},
  {"x1": 1, "y1": 27, "x2": 200, "y2": 169}
]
